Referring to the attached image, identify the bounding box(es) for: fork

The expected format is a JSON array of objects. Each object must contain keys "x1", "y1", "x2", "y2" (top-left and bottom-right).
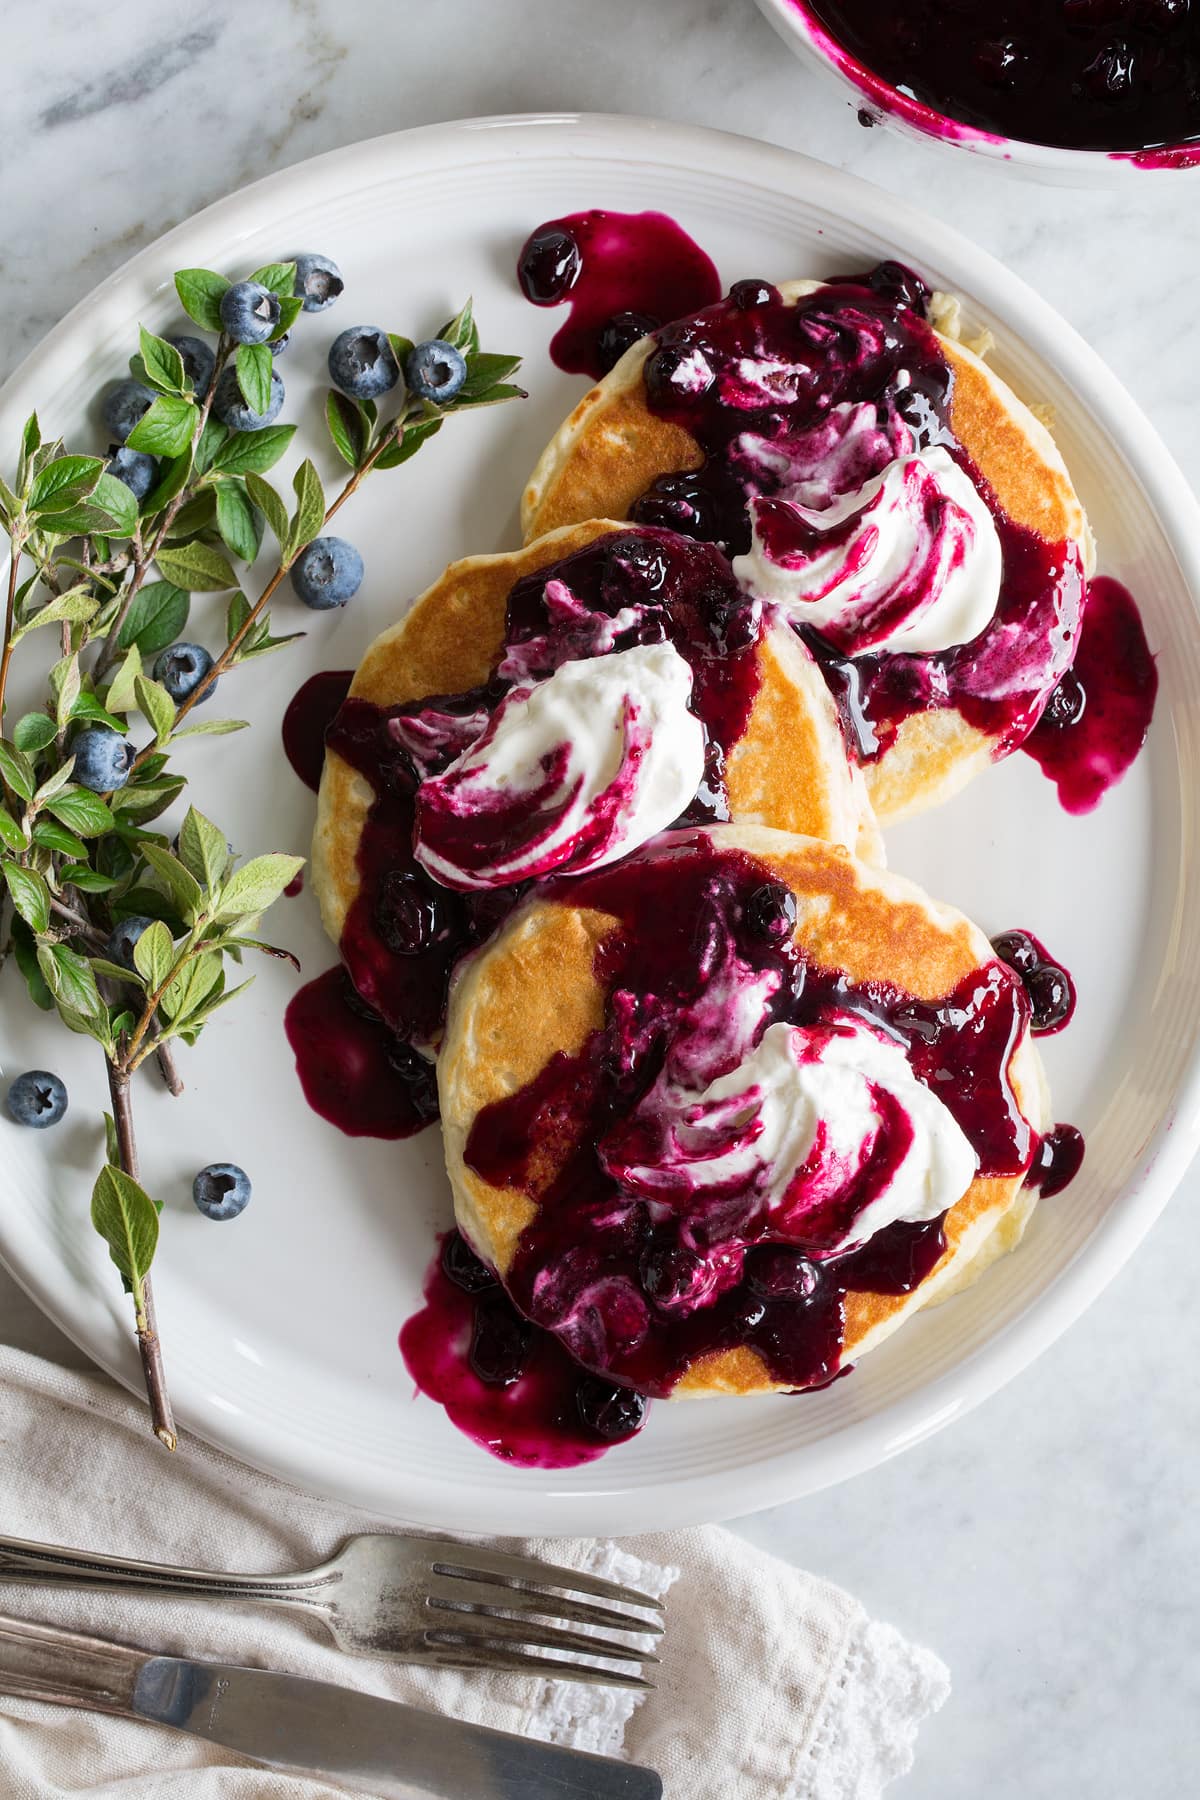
[{"x1": 0, "y1": 1533, "x2": 665, "y2": 1688}]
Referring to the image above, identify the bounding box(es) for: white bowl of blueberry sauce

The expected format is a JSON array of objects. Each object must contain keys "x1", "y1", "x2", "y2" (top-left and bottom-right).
[{"x1": 756, "y1": 0, "x2": 1200, "y2": 181}]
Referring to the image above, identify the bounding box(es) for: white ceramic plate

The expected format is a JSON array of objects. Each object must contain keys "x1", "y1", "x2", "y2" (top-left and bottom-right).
[{"x1": 2, "y1": 115, "x2": 1198, "y2": 1536}]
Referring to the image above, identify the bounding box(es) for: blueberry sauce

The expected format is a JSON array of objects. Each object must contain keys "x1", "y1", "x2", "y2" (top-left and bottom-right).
[
  {"x1": 1027, "y1": 1124, "x2": 1086, "y2": 1196},
  {"x1": 1022, "y1": 576, "x2": 1158, "y2": 813},
  {"x1": 463, "y1": 836, "x2": 1036, "y2": 1398},
  {"x1": 283, "y1": 965, "x2": 439, "y2": 1138},
  {"x1": 399, "y1": 1232, "x2": 647, "y2": 1466},
  {"x1": 991, "y1": 928, "x2": 1076, "y2": 1035},
  {"x1": 799, "y1": 0, "x2": 1200, "y2": 154},
  {"x1": 284, "y1": 870, "x2": 304, "y2": 898},
  {"x1": 282, "y1": 669, "x2": 354, "y2": 792},
  {"x1": 517, "y1": 210, "x2": 721, "y2": 381}
]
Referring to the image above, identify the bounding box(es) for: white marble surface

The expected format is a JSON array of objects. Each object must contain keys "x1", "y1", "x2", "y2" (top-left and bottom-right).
[{"x1": 4, "y1": 2, "x2": 1199, "y2": 1794}]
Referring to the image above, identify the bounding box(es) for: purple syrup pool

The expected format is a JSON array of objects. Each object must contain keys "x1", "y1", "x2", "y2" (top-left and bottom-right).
[
  {"x1": 462, "y1": 835, "x2": 1042, "y2": 1400},
  {"x1": 400, "y1": 1232, "x2": 648, "y2": 1467},
  {"x1": 517, "y1": 210, "x2": 721, "y2": 380},
  {"x1": 284, "y1": 966, "x2": 438, "y2": 1138},
  {"x1": 282, "y1": 669, "x2": 354, "y2": 793},
  {"x1": 1023, "y1": 576, "x2": 1158, "y2": 813},
  {"x1": 800, "y1": 0, "x2": 1200, "y2": 154}
]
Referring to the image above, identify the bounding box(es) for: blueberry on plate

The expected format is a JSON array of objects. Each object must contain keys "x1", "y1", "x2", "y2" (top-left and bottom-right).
[
  {"x1": 106, "y1": 914, "x2": 155, "y2": 973},
  {"x1": 71, "y1": 726, "x2": 134, "y2": 793},
  {"x1": 575, "y1": 1376, "x2": 648, "y2": 1440},
  {"x1": 153, "y1": 642, "x2": 216, "y2": 704},
  {"x1": 106, "y1": 447, "x2": 158, "y2": 501},
  {"x1": 219, "y1": 279, "x2": 282, "y2": 346},
  {"x1": 290, "y1": 536, "x2": 364, "y2": 610},
  {"x1": 211, "y1": 364, "x2": 285, "y2": 432},
  {"x1": 405, "y1": 338, "x2": 467, "y2": 405},
  {"x1": 102, "y1": 379, "x2": 154, "y2": 445},
  {"x1": 193, "y1": 1162, "x2": 252, "y2": 1221},
  {"x1": 165, "y1": 334, "x2": 216, "y2": 399},
  {"x1": 327, "y1": 327, "x2": 400, "y2": 400},
  {"x1": 291, "y1": 252, "x2": 344, "y2": 313},
  {"x1": 6, "y1": 1070, "x2": 68, "y2": 1130}
]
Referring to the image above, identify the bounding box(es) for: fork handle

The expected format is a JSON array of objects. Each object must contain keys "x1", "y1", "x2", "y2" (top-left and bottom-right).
[
  {"x1": 0, "y1": 1611, "x2": 144, "y2": 1714},
  {"x1": 0, "y1": 1533, "x2": 334, "y2": 1607}
]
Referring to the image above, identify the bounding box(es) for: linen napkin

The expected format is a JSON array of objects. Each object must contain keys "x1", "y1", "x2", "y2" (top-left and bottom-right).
[{"x1": 0, "y1": 1345, "x2": 948, "y2": 1798}]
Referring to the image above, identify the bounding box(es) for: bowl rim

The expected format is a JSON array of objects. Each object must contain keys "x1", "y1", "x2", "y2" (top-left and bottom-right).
[{"x1": 757, "y1": 0, "x2": 1200, "y2": 174}]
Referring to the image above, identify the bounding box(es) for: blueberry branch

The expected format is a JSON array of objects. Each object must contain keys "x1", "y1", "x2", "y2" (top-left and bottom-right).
[
  {"x1": 0, "y1": 535, "x2": 24, "y2": 723},
  {"x1": 105, "y1": 1060, "x2": 176, "y2": 1451}
]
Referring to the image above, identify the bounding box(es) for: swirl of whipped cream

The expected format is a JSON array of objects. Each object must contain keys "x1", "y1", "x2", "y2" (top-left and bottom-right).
[
  {"x1": 412, "y1": 642, "x2": 705, "y2": 892},
  {"x1": 734, "y1": 447, "x2": 1002, "y2": 657},
  {"x1": 602, "y1": 1015, "x2": 977, "y2": 1258}
]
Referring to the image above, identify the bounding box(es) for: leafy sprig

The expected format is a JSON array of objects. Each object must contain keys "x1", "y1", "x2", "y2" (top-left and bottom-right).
[{"x1": 0, "y1": 261, "x2": 524, "y2": 1446}]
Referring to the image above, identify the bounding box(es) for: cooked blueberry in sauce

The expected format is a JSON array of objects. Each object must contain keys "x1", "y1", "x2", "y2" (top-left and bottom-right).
[
  {"x1": 374, "y1": 868, "x2": 443, "y2": 957},
  {"x1": 1028, "y1": 1124, "x2": 1086, "y2": 1196},
  {"x1": 595, "y1": 310, "x2": 660, "y2": 372},
  {"x1": 470, "y1": 1298, "x2": 534, "y2": 1388},
  {"x1": 991, "y1": 929, "x2": 1042, "y2": 978},
  {"x1": 747, "y1": 1246, "x2": 820, "y2": 1300},
  {"x1": 441, "y1": 1230, "x2": 499, "y2": 1294},
  {"x1": 745, "y1": 881, "x2": 799, "y2": 942},
  {"x1": 991, "y1": 927, "x2": 1076, "y2": 1036},
  {"x1": 728, "y1": 279, "x2": 780, "y2": 309},
  {"x1": 575, "y1": 1377, "x2": 649, "y2": 1440},
  {"x1": 515, "y1": 224, "x2": 583, "y2": 304}
]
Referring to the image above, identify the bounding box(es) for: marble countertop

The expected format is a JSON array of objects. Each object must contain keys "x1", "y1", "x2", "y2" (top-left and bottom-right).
[{"x1": 5, "y1": 2, "x2": 1199, "y2": 1794}]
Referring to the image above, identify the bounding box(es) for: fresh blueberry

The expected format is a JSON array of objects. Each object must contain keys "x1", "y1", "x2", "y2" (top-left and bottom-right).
[
  {"x1": 106, "y1": 447, "x2": 158, "y2": 501},
  {"x1": 219, "y1": 280, "x2": 282, "y2": 346},
  {"x1": 290, "y1": 536, "x2": 364, "y2": 610},
  {"x1": 193, "y1": 1162, "x2": 252, "y2": 1221},
  {"x1": 575, "y1": 1376, "x2": 648, "y2": 1441},
  {"x1": 291, "y1": 252, "x2": 344, "y2": 313},
  {"x1": 405, "y1": 338, "x2": 467, "y2": 405},
  {"x1": 106, "y1": 914, "x2": 155, "y2": 973},
  {"x1": 102, "y1": 379, "x2": 155, "y2": 445},
  {"x1": 71, "y1": 726, "x2": 134, "y2": 793},
  {"x1": 328, "y1": 327, "x2": 400, "y2": 400},
  {"x1": 441, "y1": 1230, "x2": 499, "y2": 1295},
  {"x1": 153, "y1": 642, "x2": 216, "y2": 704},
  {"x1": 267, "y1": 331, "x2": 291, "y2": 356},
  {"x1": 165, "y1": 334, "x2": 216, "y2": 399},
  {"x1": 6, "y1": 1070, "x2": 68, "y2": 1130},
  {"x1": 211, "y1": 364, "x2": 285, "y2": 432}
]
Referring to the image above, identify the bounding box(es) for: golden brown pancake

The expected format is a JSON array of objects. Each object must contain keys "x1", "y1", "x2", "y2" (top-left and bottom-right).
[
  {"x1": 312, "y1": 521, "x2": 881, "y2": 954},
  {"x1": 440, "y1": 824, "x2": 1049, "y2": 1400},
  {"x1": 521, "y1": 281, "x2": 1096, "y2": 825}
]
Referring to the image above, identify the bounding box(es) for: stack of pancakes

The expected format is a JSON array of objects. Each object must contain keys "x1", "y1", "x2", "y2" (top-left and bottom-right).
[{"x1": 312, "y1": 273, "x2": 1090, "y2": 1405}]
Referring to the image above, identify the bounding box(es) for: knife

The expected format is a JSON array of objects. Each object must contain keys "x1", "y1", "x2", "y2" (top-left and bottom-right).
[{"x1": 0, "y1": 1612, "x2": 662, "y2": 1799}]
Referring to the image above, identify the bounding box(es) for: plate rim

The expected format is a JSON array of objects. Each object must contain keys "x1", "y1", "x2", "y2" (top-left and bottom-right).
[{"x1": 3, "y1": 110, "x2": 1200, "y2": 1534}]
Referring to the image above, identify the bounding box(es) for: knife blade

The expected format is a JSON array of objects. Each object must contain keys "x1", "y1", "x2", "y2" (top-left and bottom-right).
[{"x1": 133, "y1": 1654, "x2": 663, "y2": 1800}]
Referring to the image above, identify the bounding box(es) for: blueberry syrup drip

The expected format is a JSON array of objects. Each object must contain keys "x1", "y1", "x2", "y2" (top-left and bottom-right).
[
  {"x1": 281, "y1": 669, "x2": 354, "y2": 792},
  {"x1": 1027, "y1": 1124, "x2": 1086, "y2": 1196},
  {"x1": 464, "y1": 838, "x2": 1035, "y2": 1398},
  {"x1": 800, "y1": 0, "x2": 1200, "y2": 153},
  {"x1": 284, "y1": 870, "x2": 304, "y2": 898},
  {"x1": 991, "y1": 928, "x2": 1076, "y2": 1034},
  {"x1": 517, "y1": 210, "x2": 721, "y2": 381},
  {"x1": 1022, "y1": 576, "x2": 1158, "y2": 813},
  {"x1": 283, "y1": 966, "x2": 439, "y2": 1138},
  {"x1": 399, "y1": 1232, "x2": 648, "y2": 1466}
]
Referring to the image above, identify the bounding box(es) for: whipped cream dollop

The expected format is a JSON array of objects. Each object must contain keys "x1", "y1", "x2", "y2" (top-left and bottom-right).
[
  {"x1": 413, "y1": 642, "x2": 705, "y2": 891},
  {"x1": 603, "y1": 1015, "x2": 977, "y2": 1258},
  {"x1": 734, "y1": 447, "x2": 1002, "y2": 658}
]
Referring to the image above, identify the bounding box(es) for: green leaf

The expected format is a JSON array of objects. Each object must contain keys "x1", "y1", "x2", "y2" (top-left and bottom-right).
[
  {"x1": 104, "y1": 645, "x2": 143, "y2": 716},
  {"x1": 0, "y1": 741, "x2": 36, "y2": 802},
  {"x1": 175, "y1": 268, "x2": 230, "y2": 333},
  {"x1": 32, "y1": 759, "x2": 77, "y2": 808},
  {"x1": 387, "y1": 332, "x2": 415, "y2": 368},
  {"x1": 163, "y1": 488, "x2": 216, "y2": 541},
  {"x1": 136, "y1": 326, "x2": 187, "y2": 395},
  {"x1": 140, "y1": 841, "x2": 203, "y2": 922},
  {"x1": 52, "y1": 654, "x2": 83, "y2": 729},
  {"x1": 28, "y1": 455, "x2": 103, "y2": 515},
  {"x1": 373, "y1": 416, "x2": 443, "y2": 471},
  {"x1": 140, "y1": 448, "x2": 194, "y2": 517},
  {"x1": 12, "y1": 586, "x2": 99, "y2": 640},
  {"x1": 214, "y1": 479, "x2": 261, "y2": 563},
  {"x1": 171, "y1": 717, "x2": 247, "y2": 740},
  {"x1": 286, "y1": 459, "x2": 325, "y2": 563},
  {"x1": 243, "y1": 471, "x2": 289, "y2": 548},
  {"x1": 109, "y1": 774, "x2": 186, "y2": 823},
  {"x1": 13, "y1": 713, "x2": 57, "y2": 754},
  {"x1": 47, "y1": 788, "x2": 115, "y2": 836},
  {"x1": 226, "y1": 592, "x2": 251, "y2": 642},
  {"x1": 134, "y1": 674, "x2": 176, "y2": 746},
  {"x1": 0, "y1": 806, "x2": 24, "y2": 851},
  {"x1": 161, "y1": 950, "x2": 223, "y2": 1024},
  {"x1": 116, "y1": 580, "x2": 190, "y2": 656},
  {"x1": 58, "y1": 863, "x2": 117, "y2": 893},
  {"x1": 193, "y1": 417, "x2": 229, "y2": 477},
  {"x1": 212, "y1": 423, "x2": 296, "y2": 477},
  {"x1": 178, "y1": 807, "x2": 231, "y2": 890},
  {"x1": 3, "y1": 859, "x2": 50, "y2": 932},
  {"x1": 126, "y1": 394, "x2": 196, "y2": 459},
  {"x1": 90, "y1": 1163, "x2": 159, "y2": 1294},
  {"x1": 460, "y1": 350, "x2": 524, "y2": 397},
  {"x1": 103, "y1": 1112, "x2": 121, "y2": 1165},
  {"x1": 20, "y1": 413, "x2": 42, "y2": 464},
  {"x1": 38, "y1": 941, "x2": 102, "y2": 1017},
  {"x1": 438, "y1": 298, "x2": 478, "y2": 353},
  {"x1": 235, "y1": 341, "x2": 273, "y2": 417},
  {"x1": 273, "y1": 294, "x2": 304, "y2": 336},
  {"x1": 214, "y1": 852, "x2": 304, "y2": 920},
  {"x1": 132, "y1": 917, "x2": 175, "y2": 990},
  {"x1": 443, "y1": 382, "x2": 526, "y2": 411},
  {"x1": 325, "y1": 390, "x2": 365, "y2": 468},
  {"x1": 155, "y1": 541, "x2": 238, "y2": 593},
  {"x1": 59, "y1": 471, "x2": 140, "y2": 540},
  {"x1": 249, "y1": 261, "x2": 297, "y2": 297},
  {"x1": 11, "y1": 917, "x2": 53, "y2": 1010},
  {"x1": 31, "y1": 818, "x2": 88, "y2": 859}
]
